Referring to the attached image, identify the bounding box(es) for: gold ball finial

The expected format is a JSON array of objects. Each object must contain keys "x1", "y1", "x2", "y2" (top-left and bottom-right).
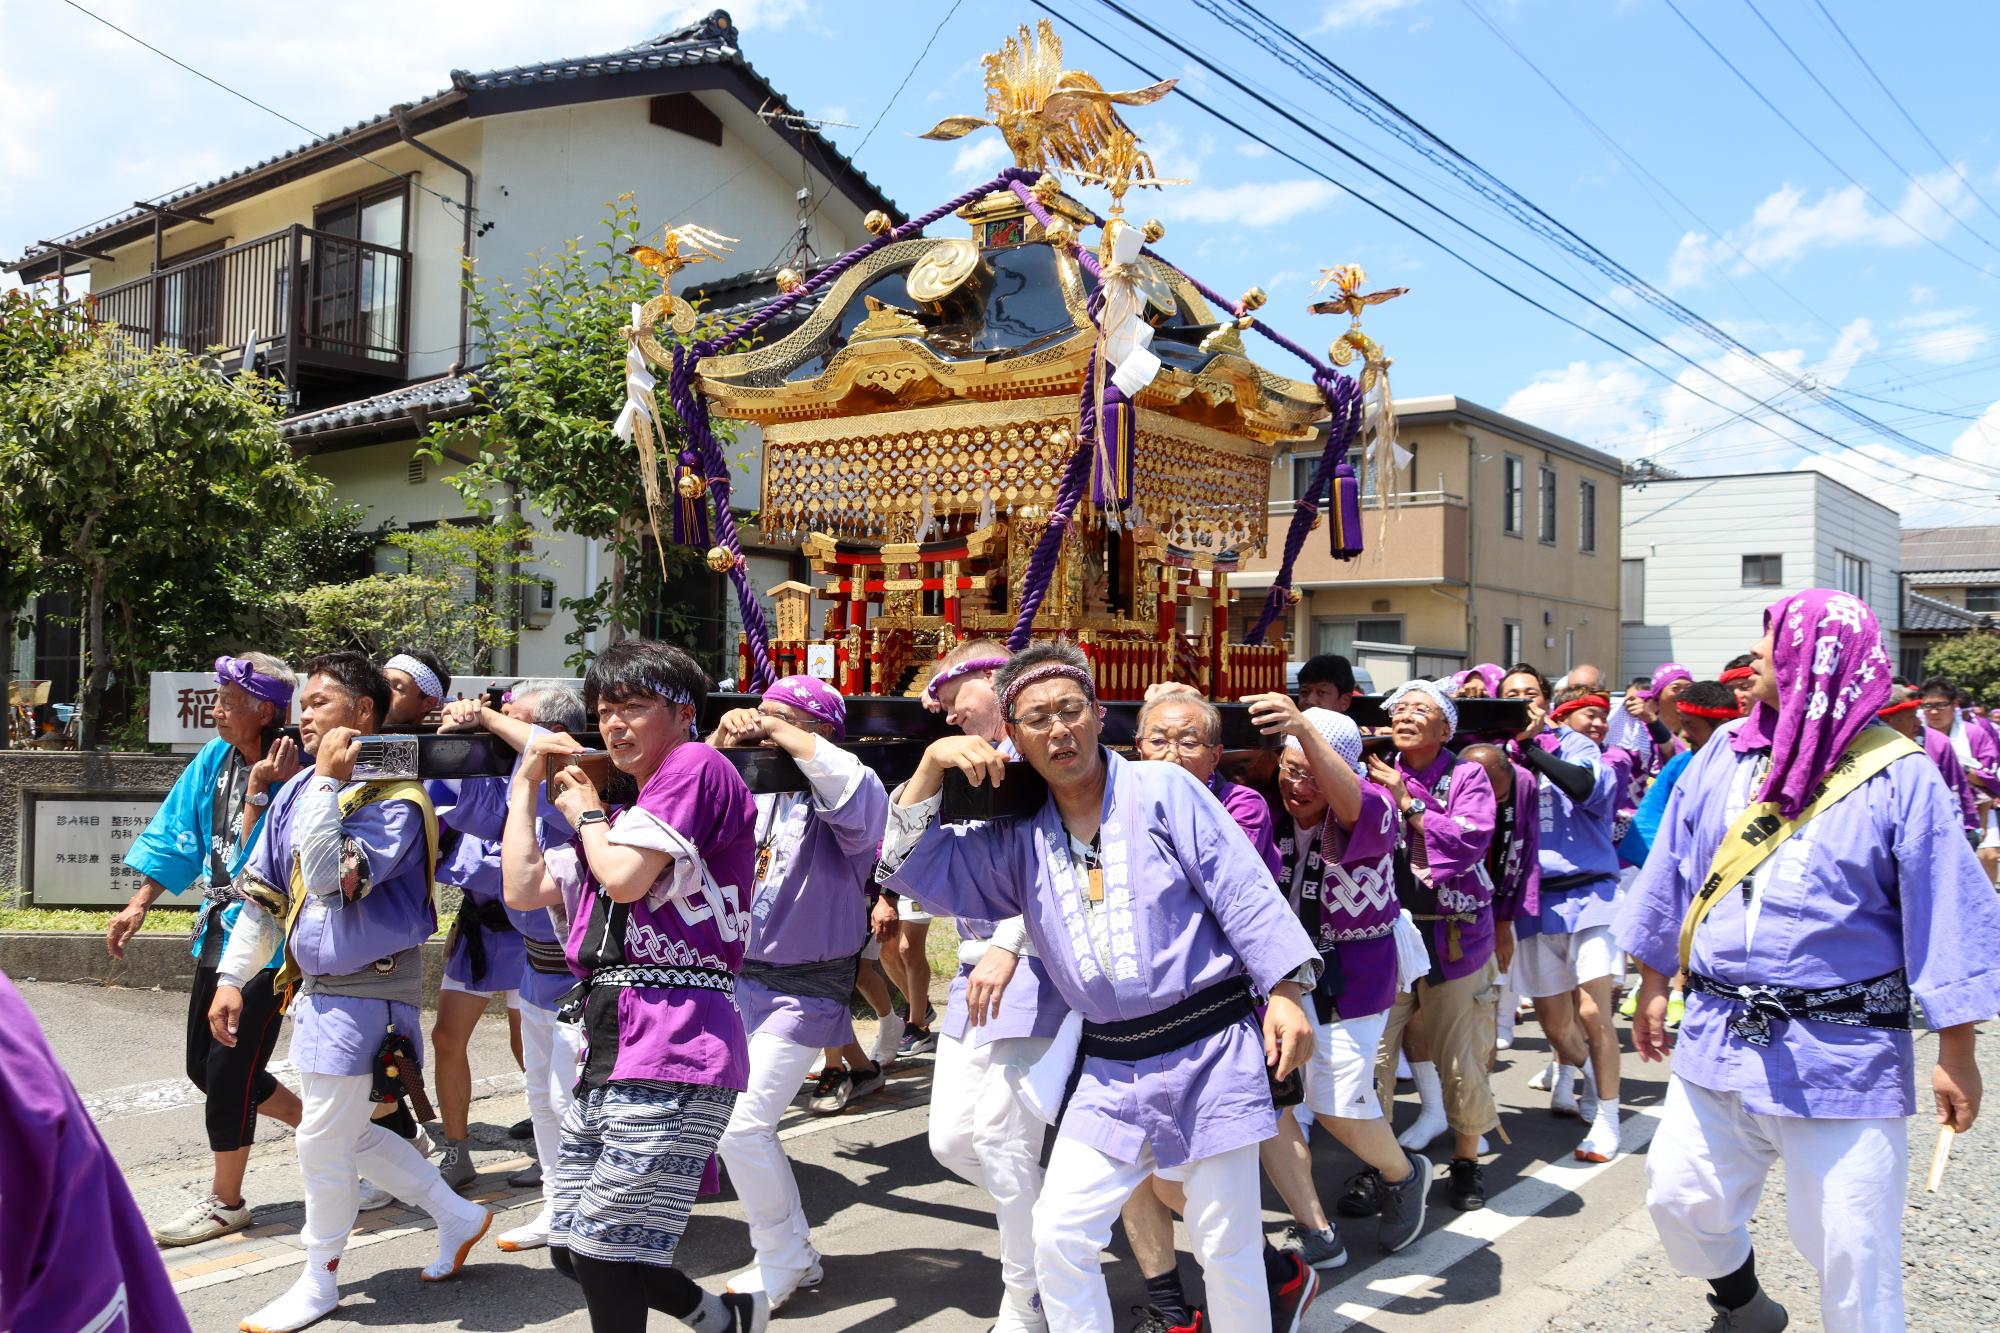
[
  {"x1": 1285, "y1": 588, "x2": 1303, "y2": 607},
  {"x1": 705, "y1": 546, "x2": 735, "y2": 573},
  {"x1": 1044, "y1": 218, "x2": 1076, "y2": 248},
  {"x1": 1141, "y1": 218, "x2": 1166, "y2": 243},
  {"x1": 864, "y1": 210, "x2": 893, "y2": 236},
  {"x1": 676, "y1": 472, "x2": 707, "y2": 501},
  {"x1": 1239, "y1": 286, "x2": 1267, "y2": 312},
  {"x1": 775, "y1": 268, "x2": 804, "y2": 294}
]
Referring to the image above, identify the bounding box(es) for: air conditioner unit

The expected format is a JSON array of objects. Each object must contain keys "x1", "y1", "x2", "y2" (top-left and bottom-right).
[{"x1": 519, "y1": 576, "x2": 556, "y2": 629}]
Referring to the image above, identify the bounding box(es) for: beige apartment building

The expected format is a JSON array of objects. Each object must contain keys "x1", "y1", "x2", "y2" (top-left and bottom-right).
[{"x1": 1236, "y1": 396, "x2": 1623, "y2": 689}]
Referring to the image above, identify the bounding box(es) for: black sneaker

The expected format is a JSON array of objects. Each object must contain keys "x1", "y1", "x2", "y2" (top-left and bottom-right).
[
  {"x1": 724, "y1": 1289, "x2": 770, "y2": 1332},
  {"x1": 1127, "y1": 1308, "x2": 1203, "y2": 1333},
  {"x1": 507, "y1": 1117, "x2": 534, "y2": 1140},
  {"x1": 1447, "y1": 1157, "x2": 1486, "y2": 1211},
  {"x1": 1335, "y1": 1166, "x2": 1382, "y2": 1218},
  {"x1": 1376, "y1": 1151, "x2": 1430, "y2": 1252},
  {"x1": 807, "y1": 1067, "x2": 854, "y2": 1115},
  {"x1": 1268, "y1": 1250, "x2": 1319, "y2": 1333}
]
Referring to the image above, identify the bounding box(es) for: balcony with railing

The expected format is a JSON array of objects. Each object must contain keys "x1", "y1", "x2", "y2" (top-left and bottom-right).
[
  {"x1": 1241, "y1": 489, "x2": 1471, "y2": 588},
  {"x1": 66, "y1": 225, "x2": 410, "y2": 393}
]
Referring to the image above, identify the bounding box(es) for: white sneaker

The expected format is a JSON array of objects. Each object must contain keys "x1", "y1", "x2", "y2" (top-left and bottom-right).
[
  {"x1": 727, "y1": 1251, "x2": 824, "y2": 1311},
  {"x1": 356, "y1": 1183, "x2": 394, "y2": 1213},
  {"x1": 153, "y1": 1193, "x2": 251, "y2": 1247},
  {"x1": 870, "y1": 1011, "x2": 906, "y2": 1068},
  {"x1": 1527, "y1": 1059, "x2": 1558, "y2": 1092},
  {"x1": 238, "y1": 1253, "x2": 340, "y2": 1332}
]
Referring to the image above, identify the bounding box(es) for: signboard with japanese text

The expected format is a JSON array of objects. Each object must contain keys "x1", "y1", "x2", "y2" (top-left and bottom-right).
[{"x1": 29, "y1": 796, "x2": 172, "y2": 906}]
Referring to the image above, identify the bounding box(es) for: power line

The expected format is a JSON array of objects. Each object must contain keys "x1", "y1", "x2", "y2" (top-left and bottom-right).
[
  {"x1": 1032, "y1": 0, "x2": 1989, "y2": 505},
  {"x1": 1805, "y1": 0, "x2": 2000, "y2": 234},
  {"x1": 1210, "y1": 0, "x2": 2000, "y2": 477},
  {"x1": 52, "y1": 0, "x2": 475, "y2": 229},
  {"x1": 1659, "y1": 0, "x2": 1991, "y2": 279},
  {"x1": 1738, "y1": 0, "x2": 2000, "y2": 257}
]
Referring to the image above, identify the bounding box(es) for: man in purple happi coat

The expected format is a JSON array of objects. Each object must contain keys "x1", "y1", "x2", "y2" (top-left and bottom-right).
[
  {"x1": 1364, "y1": 679, "x2": 1502, "y2": 1212},
  {"x1": 213, "y1": 652, "x2": 490, "y2": 1333},
  {"x1": 1920, "y1": 676, "x2": 2000, "y2": 884},
  {"x1": 1457, "y1": 743, "x2": 1539, "y2": 1054},
  {"x1": 0, "y1": 970, "x2": 193, "y2": 1333},
  {"x1": 1877, "y1": 685, "x2": 1979, "y2": 839},
  {"x1": 706, "y1": 675, "x2": 887, "y2": 1312},
  {"x1": 1135, "y1": 686, "x2": 1283, "y2": 879},
  {"x1": 884, "y1": 642, "x2": 1318, "y2": 1333},
  {"x1": 1617, "y1": 591, "x2": 2000, "y2": 1333}
]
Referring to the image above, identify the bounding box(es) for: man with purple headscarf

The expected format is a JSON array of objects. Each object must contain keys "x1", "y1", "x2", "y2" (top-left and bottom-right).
[
  {"x1": 708, "y1": 674, "x2": 888, "y2": 1312},
  {"x1": 1617, "y1": 591, "x2": 2000, "y2": 1333},
  {"x1": 108, "y1": 652, "x2": 305, "y2": 1247}
]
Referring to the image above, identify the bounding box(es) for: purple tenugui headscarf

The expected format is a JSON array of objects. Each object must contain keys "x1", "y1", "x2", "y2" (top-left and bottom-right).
[
  {"x1": 1452, "y1": 663, "x2": 1503, "y2": 697},
  {"x1": 763, "y1": 674, "x2": 846, "y2": 740},
  {"x1": 1731, "y1": 589, "x2": 1893, "y2": 817}
]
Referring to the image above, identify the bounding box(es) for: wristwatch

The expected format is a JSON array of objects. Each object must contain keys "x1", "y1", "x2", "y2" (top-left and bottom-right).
[
  {"x1": 576, "y1": 809, "x2": 610, "y2": 828},
  {"x1": 246, "y1": 789, "x2": 272, "y2": 808}
]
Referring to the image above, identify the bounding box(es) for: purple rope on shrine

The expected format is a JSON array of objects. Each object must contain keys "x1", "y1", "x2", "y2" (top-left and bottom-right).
[
  {"x1": 1007, "y1": 351, "x2": 1103, "y2": 651},
  {"x1": 1245, "y1": 373, "x2": 1364, "y2": 644}
]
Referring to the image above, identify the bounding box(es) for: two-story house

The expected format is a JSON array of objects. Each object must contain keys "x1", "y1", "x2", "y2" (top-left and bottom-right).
[
  {"x1": 6, "y1": 10, "x2": 897, "y2": 689},
  {"x1": 1899, "y1": 524, "x2": 2000, "y2": 680},
  {"x1": 1619, "y1": 470, "x2": 1901, "y2": 684},
  {"x1": 1236, "y1": 396, "x2": 1624, "y2": 689}
]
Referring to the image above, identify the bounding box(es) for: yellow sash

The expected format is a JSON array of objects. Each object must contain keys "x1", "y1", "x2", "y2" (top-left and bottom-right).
[
  {"x1": 1677, "y1": 726, "x2": 1919, "y2": 971},
  {"x1": 273, "y1": 779, "x2": 440, "y2": 1011}
]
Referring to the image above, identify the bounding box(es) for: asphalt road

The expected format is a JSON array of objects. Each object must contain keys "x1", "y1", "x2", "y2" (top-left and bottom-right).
[{"x1": 18, "y1": 979, "x2": 1997, "y2": 1331}]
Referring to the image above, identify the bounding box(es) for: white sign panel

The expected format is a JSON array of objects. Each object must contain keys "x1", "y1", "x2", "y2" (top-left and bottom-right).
[
  {"x1": 32, "y1": 797, "x2": 173, "y2": 907},
  {"x1": 806, "y1": 645, "x2": 836, "y2": 681},
  {"x1": 150, "y1": 671, "x2": 584, "y2": 745}
]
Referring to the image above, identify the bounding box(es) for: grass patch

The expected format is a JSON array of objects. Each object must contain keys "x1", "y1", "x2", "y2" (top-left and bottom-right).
[{"x1": 0, "y1": 906, "x2": 183, "y2": 933}]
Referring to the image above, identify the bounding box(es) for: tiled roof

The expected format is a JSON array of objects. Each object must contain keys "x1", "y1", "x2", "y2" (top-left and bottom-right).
[
  {"x1": 1901, "y1": 523, "x2": 2000, "y2": 573},
  {"x1": 280, "y1": 372, "x2": 483, "y2": 443},
  {"x1": 689, "y1": 262, "x2": 831, "y2": 327},
  {"x1": 8, "y1": 10, "x2": 898, "y2": 276},
  {"x1": 1906, "y1": 570, "x2": 2000, "y2": 587},
  {"x1": 1903, "y1": 589, "x2": 1988, "y2": 633}
]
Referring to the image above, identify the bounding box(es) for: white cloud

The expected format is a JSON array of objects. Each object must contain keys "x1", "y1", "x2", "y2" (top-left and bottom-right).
[
  {"x1": 1666, "y1": 167, "x2": 1977, "y2": 288},
  {"x1": 1317, "y1": 0, "x2": 1423, "y2": 32},
  {"x1": 1235, "y1": 141, "x2": 1272, "y2": 159},
  {"x1": 1153, "y1": 180, "x2": 1342, "y2": 229},
  {"x1": 1889, "y1": 307, "x2": 1990, "y2": 365},
  {"x1": 949, "y1": 136, "x2": 1010, "y2": 181}
]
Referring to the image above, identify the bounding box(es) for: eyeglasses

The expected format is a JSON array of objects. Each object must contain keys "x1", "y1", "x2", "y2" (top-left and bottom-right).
[
  {"x1": 1389, "y1": 703, "x2": 1440, "y2": 722},
  {"x1": 1277, "y1": 764, "x2": 1319, "y2": 788},
  {"x1": 1012, "y1": 701, "x2": 1092, "y2": 734},
  {"x1": 1139, "y1": 732, "x2": 1214, "y2": 755},
  {"x1": 1918, "y1": 699, "x2": 1956, "y2": 710}
]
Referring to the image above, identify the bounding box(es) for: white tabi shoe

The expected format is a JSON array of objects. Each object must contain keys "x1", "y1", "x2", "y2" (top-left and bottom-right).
[
  {"x1": 421, "y1": 1199, "x2": 492, "y2": 1281},
  {"x1": 238, "y1": 1250, "x2": 341, "y2": 1332},
  {"x1": 1527, "y1": 1059, "x2": 1558, "y2": 1092},
  {"x1": 726, "y1": 1250, "x2": 824, "y2": 1311},
  {"x1": 870, "y1": 1011, "x2": 906, "y2": 1068},
  {"x1": 1549, "y1": 1064, "x2": 1583, "y2": 1117},
  {"x1": 495, "y1": 1216, "x2": 552, "y2": 1252},
  {"x1": 1575, "y1": 1102, "x2": 1620, "y2": 1163},
  {"x1": 989, "y1": 1285, "x2": 1049, "y2": 1332},
  {"x1": 1395, "y1": 1061, "x2": 1449, "y2": 1149}
]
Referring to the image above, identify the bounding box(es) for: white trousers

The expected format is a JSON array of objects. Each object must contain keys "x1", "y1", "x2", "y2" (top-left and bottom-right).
[
  {"x1": 929, "y1": 1030, "x2": 1052, "y2": 1296},
  {"x1": 295, "y1": 1071, "x2": 465, "y2": 1256},
  {"x1": 518, "y1": 1003, "x2": 584, "y2": 1220},
  {"x1": 717, "y1": 1028, "x2": 821, "y2": 1274},
  {"x1": 1035, "y1": 1138, "x2": 1268, "y2": 1333},
  {"x1": 1646, "y1": 1075, "x2": 1907, "y2": 1333}
]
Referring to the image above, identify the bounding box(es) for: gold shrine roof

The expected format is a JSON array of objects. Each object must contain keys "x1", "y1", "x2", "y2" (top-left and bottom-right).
[{"x1": 694, "y1": 187, "x2": 1326, "y2": 444}]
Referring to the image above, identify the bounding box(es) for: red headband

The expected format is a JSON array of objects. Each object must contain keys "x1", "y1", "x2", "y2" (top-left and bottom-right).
[
  {"x1": 1718, "y1": 665, "x2": 1755, "y2": 684},
  {"x1": 1875, "y1": 699, "x2": 1922, "y2": 718},
  {"x1": 1679, "y1": 702, "x2": 1743, "y2": 720},
  {"x1": 1551, "y1": 694, "x2": 1610, "y2": 721}
]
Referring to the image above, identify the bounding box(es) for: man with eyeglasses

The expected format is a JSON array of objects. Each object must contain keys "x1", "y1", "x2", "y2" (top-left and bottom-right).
[
  {"x1": 1920, "y1": 678, "x2": 2000, "y2": 884},
  {"x1": 1135, "y1": 686, "x2": 1281, "y2": 877},
  {"x1": 1365, "y1": 680, "x2": 1503, "y2": 1212},
  {"x1": 882, "y1": 642, "x2": 1322, "y2": 1333}
]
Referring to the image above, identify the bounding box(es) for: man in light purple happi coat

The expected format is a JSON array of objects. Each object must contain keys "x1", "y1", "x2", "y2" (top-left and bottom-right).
[
  {"x1": 707, "y1": 675, "x2": 887, "y2": 1312},
  {"x1": 884, "y1": 642, "x2": 1319, "y2": 1333},
  {"x1": 213, "y1": 652, "x2": 490, "y2": 1333},
  {"x1": 1617, "y1": 591, "x2": 2000, "y2": 1333}
]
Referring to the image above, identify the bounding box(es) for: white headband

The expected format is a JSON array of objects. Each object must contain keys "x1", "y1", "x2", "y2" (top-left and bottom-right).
[
  {"x1": 1284, "y1": 706, "x2": 1365, "y2": 776},
  {"x1": 384, "y1": 653, "x2": 443, "y2": 703},
  {"x1": 1385, "y1": 679, "x2": 1458, "y2": 734}
]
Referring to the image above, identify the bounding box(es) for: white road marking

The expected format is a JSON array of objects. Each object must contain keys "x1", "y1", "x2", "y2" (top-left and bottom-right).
[
  {"x1": 1306, "y1": 1105, "x2": 1665, "y2": 1331},
  {"x1": 82, "y1": 1065, "x2": 523, "y2": 1124}
]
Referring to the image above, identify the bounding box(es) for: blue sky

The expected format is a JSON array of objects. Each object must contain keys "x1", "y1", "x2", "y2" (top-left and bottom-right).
[{"x1": 5, "y1": 0, "x2": 1998, "y2": 525}]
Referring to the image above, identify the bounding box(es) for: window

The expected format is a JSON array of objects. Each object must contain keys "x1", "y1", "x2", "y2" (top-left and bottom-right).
[
  {"x1": 1312, "y1": 617, "x2": 1405, "y2": 658},
  {"x1": 1579, "y1": 480, "x2": 1597, "y2": 553},
  {"x1": 1837, "y1": 551, "x2": 1869, "y2": 602},
  {"x1": 1621, "y1": 559, "x2": 1646, "y2": 624},
  {"x1": 1502, "y1": 620, "x2": 1523, "y2": 665},
  {"x1": 1538, "y1": 465, "x2": 1558, "y2": 544},
  {"x1": 1291, "y1": 448, "x2": 1376, "y2": 503},
  {"x1": 1742, "y1": 554, "x2": 1783, "y2": 587},
  {"x1": 1900, "y1": 645, "x2": 1930, "y2": 681},
  {"x1": 1502, "y1": 455, "x2": 1524, "y2": 535},
  {"x1": 1967, "y1": 586, "x2": 1999, "y2": 613}
]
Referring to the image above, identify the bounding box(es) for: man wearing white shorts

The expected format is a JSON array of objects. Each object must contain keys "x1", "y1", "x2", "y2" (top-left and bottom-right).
[
  {"x1": 873, "y1": 892, "x2": 937, "y2": 1054},
  {"x1": 1508, "y1": 690, "x2": 1625, "y2": 1163}
]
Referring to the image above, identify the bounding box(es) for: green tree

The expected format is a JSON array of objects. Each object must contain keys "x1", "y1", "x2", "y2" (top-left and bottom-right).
[
  {"x1": 423, "y1": 195, "x2": 724, "y2": 671},
  {"x1": 0, "y1": 337, "x2": 325, "y2": 749},
  {"x1": 0, "y1": 290, "x2": 88, "y2": 747},
  {"x1": 1924, "y1": 632, "x2": 2000, "y2": 707},
  {"x1": 282, "y1": 519, "x2": 541, "y2": 670}
]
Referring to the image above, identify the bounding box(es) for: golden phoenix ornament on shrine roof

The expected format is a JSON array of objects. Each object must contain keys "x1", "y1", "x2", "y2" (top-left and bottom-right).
[
  {"x1": 918, "y1": 19, "x2": 1177, "y2": 180},
  {"x1": 1309, "y1": 264, "x2": 1406, "y2": 395},
  {"x1": 628, "y1": 223, "x2": 740, "y2": 334}
]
